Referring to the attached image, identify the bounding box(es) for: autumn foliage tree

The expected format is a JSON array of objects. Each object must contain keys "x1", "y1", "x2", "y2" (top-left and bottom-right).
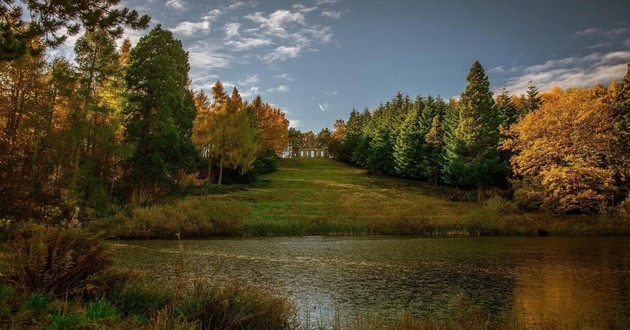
[{"x1": 503, "y1": 87, "x2": 616, "y2": 214}]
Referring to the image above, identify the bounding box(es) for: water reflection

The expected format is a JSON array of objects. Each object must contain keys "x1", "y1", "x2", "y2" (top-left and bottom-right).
[{"x1": 112, "y1": 236, "x2": 630, "y2": 327}]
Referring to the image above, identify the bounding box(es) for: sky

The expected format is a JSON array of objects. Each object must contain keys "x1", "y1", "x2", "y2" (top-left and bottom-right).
[{"x1": 58, "y1": 0, "x2": 630, "y2": 132}]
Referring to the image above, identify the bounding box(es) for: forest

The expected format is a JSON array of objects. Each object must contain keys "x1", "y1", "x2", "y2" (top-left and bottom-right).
[
  {"x1": 302, "y1": 61, "x2": 630, "y2": 216},
  {"x1": 0, "y1": 23, "x2": 289, "y2": 223}
]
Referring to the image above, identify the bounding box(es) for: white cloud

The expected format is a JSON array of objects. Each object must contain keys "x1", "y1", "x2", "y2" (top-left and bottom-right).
[
  {"x1": 288, "y1": 118, "x2": 301, "y2": 128},
  {"x1": 170, "y1": 20, "x2": 211, "y2": 36},
  {"x1": 226, "y1": 37, "x2": 272, "y2": 50},
  {"x1": 266, "y1": 85, "x2": 290, "y2": 93},
  {"x1": 240, "y1": 86, "x2": 261, "y2": 98},
  {"x1": 166, "y1": 0, "x2": 187, "y2": 10},
  {"x1": 187, "y1": 42, "x2": 233, "y2": 85},
  {"x1": 245, "y1": 10, "x2": 306, "y2": 39},
  {"x1": 573, "y1": 27, "x2": 630, "y2": 39},
  {"x1": 325, "y1": 91, "x2": 338, "y2": 96},
  {"x1": 315, "y1": 0, "x2": 338, "y2": 4},
  {"x1": 500, "y1": 51, "x2": 630, "y2": 95},
  {"x1": 224, "y1": 23, "x2": 241, "y2": 38},
  {"x1": 274, "y1": 73, "x2": 294, "y2": 81},
  {"x1": 237, "y1": 74, "x2": 260, "y2": 86},
  {"x1": 264, "y1": 45, "x2": 302, "y2": 63},
  {"x1": 321, "y1": 10, "x2": 342, "y2": 19}
]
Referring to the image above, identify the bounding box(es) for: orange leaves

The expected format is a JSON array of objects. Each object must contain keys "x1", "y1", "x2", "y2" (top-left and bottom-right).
[{"x1": 504, "y1": 87, "x2": 616, "y2": 214}]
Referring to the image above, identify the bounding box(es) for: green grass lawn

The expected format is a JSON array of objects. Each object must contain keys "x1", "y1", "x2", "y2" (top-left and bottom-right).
[{"x1": 93, "y1": 157, "x2": 630, "y2": 238}]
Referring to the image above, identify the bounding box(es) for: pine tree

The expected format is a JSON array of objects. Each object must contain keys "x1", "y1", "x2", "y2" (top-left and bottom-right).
[
  {"x1": 443, "y1": 61, "x2": 503, "y2": 201},
  {"x1": 393, "y1": 98, "x2": 425, "y2": 179},
  {"x1": 1, "y1": 0, "x2": 150, "y2": 61},
  {"x1": 521, "y1": 84, "x2": 542, "y2": 116},
  {"x1": 423, "y1": 115, "x2": 443, "y2": 186},
  {"x1": 123, "y1": 25, "x2": 199, "y2": 203},
  {"x1": 496, "y1": 89, "x2": 518, "y2": 132}
]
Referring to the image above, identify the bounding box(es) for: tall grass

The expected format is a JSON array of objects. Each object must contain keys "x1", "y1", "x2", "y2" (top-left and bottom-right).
[{"x1": 90, "y1": 197, "x2": 249, "y2": 239}]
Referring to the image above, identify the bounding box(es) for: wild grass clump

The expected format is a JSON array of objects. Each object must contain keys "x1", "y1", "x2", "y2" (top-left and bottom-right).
[
  {"x1": 91, "y1": 198, "x2": 249, "y2": 239},
  {"x1": 3, "y1": 223, "x2": 113, "y2": 298},
  {"x1": 0, "y1": 225, "x2": 296, "y2": 329}
]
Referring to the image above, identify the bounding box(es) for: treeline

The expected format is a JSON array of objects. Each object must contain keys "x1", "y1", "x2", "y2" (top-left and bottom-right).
[
  {"x1": 328, "y1": 61, "x2": 630, "y2": 215},
  {"x1": 0, "y1": 24, "x2": 289, "y2": 222}
]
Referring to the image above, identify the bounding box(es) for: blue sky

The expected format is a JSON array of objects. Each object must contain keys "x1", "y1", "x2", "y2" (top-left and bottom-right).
[{"x1": 60, "y1": 0, "x2": 630, "y2": 132}]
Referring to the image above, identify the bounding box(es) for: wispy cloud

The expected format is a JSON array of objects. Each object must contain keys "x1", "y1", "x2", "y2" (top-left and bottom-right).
[
  {"x1": 572, "y1": 27, "x2": 630, "y2": 39},
  {"x1": 274, "y1": 73, "x2": 294, "y2": 81},
  {"x1": 237, "y1": 74, "x2": 260, "y2": 86},
  {"x1": 325, "y1": 91, "x2": 338, "y2": 96},
  {"x1": 315, "y1": 0, "x2": 338, "y2": 5},
  {"x1": 187, "y1": 42, "x2": 233, "y2": 84},
  {"x1": 288, "y1": 118, "x2": 301, "y2": 128},
  {"x1": 263, "y1": 45, "x2": 302, "y2": 62},
  {"x1": 226, "y1": 37, "x2": 272, "y2": 50},
  {"x1": 499, "y1": 51, "x2": 630, "y2": 94},
  {"x1": 321, "y1": 10, "x2": 343, "y2": 19},
  {"x1": 166, "y1": 0, "x2": 187, "y2": 11},
  {"x1": 170, "y1": 20, "x2": 211, "y2": 35},
  {"x1": 223, "y1": 5, "x2": 334, "y2": 64},
  {"x1": 266, "y1": 85, "x2": 290, "y2": 93}
]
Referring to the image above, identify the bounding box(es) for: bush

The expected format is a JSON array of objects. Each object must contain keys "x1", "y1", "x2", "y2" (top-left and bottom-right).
[
  {"x1": 3, "y1": 224, "x2": 113, "y2": 297},
  {"x1": 92, "y1": 198, "x2": 249, "y2": 239},
  {"x1": 483, "y1": 196, "x2": 518, "y2": 215},
  {"x1": 175, "y1": 279, "x2": 296, "y2": 330}
]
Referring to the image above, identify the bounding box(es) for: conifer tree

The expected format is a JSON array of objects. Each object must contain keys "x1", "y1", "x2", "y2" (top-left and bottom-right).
[
  {"x1": 520, "y1": 84, "x2": 542, "y2": 116},
  {"x1": 123, "y1": 25, "x2": 199, "y2": 203},
  {"x1": 423, "y1": 115, "x2": 443, "y2": 186},
  {"x1": 443, "y1": 61, "x2": 502, "y2": 201},
  {"x1": 393, "y1": 98, "x2": 425, "y2": 178}
]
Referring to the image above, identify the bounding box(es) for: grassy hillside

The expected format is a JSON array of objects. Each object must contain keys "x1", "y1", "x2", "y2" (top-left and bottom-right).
[{"x1": 94, "y1": 158, "x2": 630, "y2": 238}]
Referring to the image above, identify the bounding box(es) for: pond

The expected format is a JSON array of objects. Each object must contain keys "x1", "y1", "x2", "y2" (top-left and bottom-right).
[{"x1": 112, "y1": 236, "x2": 630, "y2": 327}]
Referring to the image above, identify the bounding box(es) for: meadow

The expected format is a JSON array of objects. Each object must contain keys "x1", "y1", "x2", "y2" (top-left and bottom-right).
[{"x1": 93, "y1": 158, "x2": 630, "y2": 239}]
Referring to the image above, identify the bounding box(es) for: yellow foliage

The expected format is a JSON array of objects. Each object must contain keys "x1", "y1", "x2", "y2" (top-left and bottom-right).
[{"x1": 503, "y1": 87, "x2": 615, "y2": 214}]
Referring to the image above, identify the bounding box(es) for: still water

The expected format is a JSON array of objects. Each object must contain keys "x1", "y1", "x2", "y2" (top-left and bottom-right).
[{"x1": 113, "y1": 236, "x2": 630, "y2": 327}]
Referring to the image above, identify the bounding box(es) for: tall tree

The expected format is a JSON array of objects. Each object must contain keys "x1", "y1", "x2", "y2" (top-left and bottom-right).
[
  {"x1": 123, "y1": 25, "x2": 199, "y2": 203},
  {"x1": 1, "y1": 0, "x2": 150, "y2": 61},
  {"x1": 71, "y1": 29, "x2": 121, "y2": 208},
  {"x1": 443, "y1": 61, "x2": 502, "y2": 201},
  {"x1": 393, "y1": 98, "x2": 425, "y2": 179},
  {"x1": 503, "y1": 87, "x2": 616, "y2": 214}
]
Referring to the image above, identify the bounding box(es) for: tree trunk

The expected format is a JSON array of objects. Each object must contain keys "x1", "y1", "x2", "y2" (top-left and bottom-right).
[
  {"x1": 207, "y1": 157, "x2": 213, "y2": 184},
  {"x1": 477, "y1": 182, "x2": 486, "y2": 202},
  {"x1": 218, "y1": 154, "x2": 224, "y2": 185}
]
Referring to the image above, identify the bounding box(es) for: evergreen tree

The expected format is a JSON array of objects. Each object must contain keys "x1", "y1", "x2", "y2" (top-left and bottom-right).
[
  {"x1": 393, "y1": 98, "x2": 425, "y2": 178},
  {"x1": 1, "y1": 0, "x2": 150, "y2": 61},
  {"x1": 495, "y1": 88, "x2": 519, "y2": 188},
  {"x1": 496, "y1": 88, "x2": 518, "y2": 132},
  {"x1": 123, "y1": 25, "x2": 199, "y2": 203},
  {"x1": 520, "y1": 84, "x2": 542, "y2": 116},
  {"x1": 423, "y1": 115, "x2": 443, "y2": 186},
  {"x1": 443, "y1": 61, "x2": 503, "y2": 201}
]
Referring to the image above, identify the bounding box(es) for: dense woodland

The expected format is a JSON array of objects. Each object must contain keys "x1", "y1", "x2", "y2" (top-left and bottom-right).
[
  {"x1": 320, "y1": 61, "x2": 630, "y2": 215},
  {"x1": 0, "y1": 9, "x2": 288, "y2": 222}
]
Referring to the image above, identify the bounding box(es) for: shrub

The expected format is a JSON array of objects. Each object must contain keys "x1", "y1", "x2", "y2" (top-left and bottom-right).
[
  {"x1": 3, "y1": 224, "x2": 113, "y2": 297},
  {"x1": 483, "y1": 196, "x2": 518, "y2": 215},
  {"x1": 92, "y1": 198, "x2": 248, "y2": 239},
  {"x1": 175, "y1": 279, "x2": 296, "y2": 330}
]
